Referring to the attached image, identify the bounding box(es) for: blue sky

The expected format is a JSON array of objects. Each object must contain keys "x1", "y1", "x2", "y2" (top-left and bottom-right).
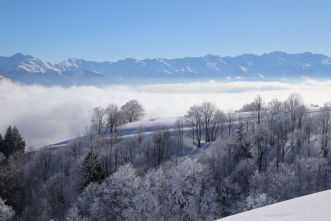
[{"x1": 0, "y1": 0, "x2": 331, "y2": 62}]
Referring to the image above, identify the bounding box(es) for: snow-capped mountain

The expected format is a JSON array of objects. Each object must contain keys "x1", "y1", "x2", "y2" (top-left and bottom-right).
[{"x1": 1, "y1": 51, "x2": 331, "y2": 85}]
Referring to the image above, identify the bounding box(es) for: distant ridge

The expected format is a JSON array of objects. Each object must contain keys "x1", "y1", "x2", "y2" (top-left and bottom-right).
[{"x1": 0, "y1": 51, "x2": 331, "y2": 85}]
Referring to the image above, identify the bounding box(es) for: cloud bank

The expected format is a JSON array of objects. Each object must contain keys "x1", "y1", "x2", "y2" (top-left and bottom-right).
[{"x1": 1, "y1": 78, "x2": 331, "y2": 147}]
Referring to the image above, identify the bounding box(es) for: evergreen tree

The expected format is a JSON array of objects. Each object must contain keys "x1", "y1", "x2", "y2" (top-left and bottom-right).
[
  {"x1": 1, "y1": 126, "x2": 25, "y2": 157},
  {"x1": 76, "y1": 151, "x2": 105, "y2": 192},
  {"x1": 0, "y1": 134, "x2": 3, "y2": 156},
  {"x1": 231, "y1": 123, "x2": 253, "y2": 194},
  {"x1": 233, "y1": 123, "x2": 252, "y2": 163}
]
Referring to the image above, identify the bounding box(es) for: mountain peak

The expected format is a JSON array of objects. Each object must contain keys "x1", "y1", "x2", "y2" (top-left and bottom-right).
[
  {"x1": 11, "y1": 53, "x2": 34, "y2": 60},
  {"x1": 264, "y1": 51, "x2": 289, "y2": 56},
  {"x1": 1, "y1": 52, "x2": 331, "y2": 85}
]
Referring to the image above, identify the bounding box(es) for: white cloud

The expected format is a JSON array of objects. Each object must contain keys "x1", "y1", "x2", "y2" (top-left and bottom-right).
[{"x1": 1, "y1": 78, "x2": 331, "y2": 147}]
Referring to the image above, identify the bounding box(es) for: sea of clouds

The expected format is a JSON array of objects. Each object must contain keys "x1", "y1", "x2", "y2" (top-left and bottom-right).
[{"x1": 1, "y1": 78, "x2": 331, "y2": 147}]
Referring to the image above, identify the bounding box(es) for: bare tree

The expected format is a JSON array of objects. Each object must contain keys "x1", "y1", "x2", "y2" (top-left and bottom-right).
[
  {"x1": 91, "y1": 107, "x2": 105, "y2": 135},
  {"x1": 105, "y1": 104, "x2": 122, "y2": 134},
  {"x1": 121, "y1": 100, "x2": 145, "y2": 123},
  {"x1": 284, "y1": 93, "x2": 304, "y2": 131},
  {"x1": 135, "y1": 125, "x2": 144, "y2": 163},
  {"x1": 267, "y1": 98, "x2": 283, "y2": 146},
  {"x1": 254, "y1": 127, "x2": 269, "y2": 173},
  {"x1": 105, "y1": 104, "x2": 123, "y2": 147},
  {"x1": 319, "y1": 103, "x2": 331, "y2": 158},
  {"x1": 227, "y1": 112, "x2": 233, "y2": 135},
  {"x1": 185, "y1": 105, "x2": 203, "y2": 148},
  {"x1": 153, "y1": 127, "x2": 170, "y2": 166},
  {"x1": 201, "y1": 102, "x2": 217, "y2": 142},
  {"x1": 268, "y1": 99, "x2": 283, "y2": 117},
  {"x1": 175, "y1": 118, "x2": 184, "y2": 165},
  {"x1": 253, "y1": 95, "x2": 264, "y2": 126},
  {"x1": 210, "y1": 110, "x2": 226, "y2": 141}
]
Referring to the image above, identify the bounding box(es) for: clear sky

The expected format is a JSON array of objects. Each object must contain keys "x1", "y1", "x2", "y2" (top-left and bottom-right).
[{"x1": 0, "y1": 0, "x2": 331, "y2": 62}]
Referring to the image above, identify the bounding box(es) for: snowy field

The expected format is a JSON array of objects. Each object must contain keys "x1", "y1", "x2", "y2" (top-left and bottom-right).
[{"x1": 218, "y1": 190, "x2": 331, "y2": 221}]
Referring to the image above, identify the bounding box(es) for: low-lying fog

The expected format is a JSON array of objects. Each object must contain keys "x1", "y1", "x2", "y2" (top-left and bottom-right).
[{"x1": 1, "y1": 78, "x2": 331, "y2": 147}]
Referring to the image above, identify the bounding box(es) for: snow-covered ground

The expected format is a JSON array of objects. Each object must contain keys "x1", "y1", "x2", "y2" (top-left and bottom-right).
[
  {"x1": 218, "y1": 190, "x2": 331, "y2": 221},
  {"x1": 46, "y1": 117, "x2": 183, "y2": 149}
]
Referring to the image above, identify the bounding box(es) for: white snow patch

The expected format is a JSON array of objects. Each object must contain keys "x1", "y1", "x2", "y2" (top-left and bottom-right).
[
  {"x1": 157, "y1": 59, "x2": 170, "y2": 67},
  {"x1": 18, "y1": 57, "x2": 61, "y2": 74},
  {"x1": 219, "y1": 58, "x2": 227, "y2": 64},
  {"x1": 321, "y1": 58, "x2": 331, "y2": 65},
  {"x1": 239, "y1": 65, "x2": 248, "y2": 72},
  {"x1": 58, "y1": 58, "x2": 79, "y2": 70},
  {"x1": 163, "y1": 68, "x2": 173, "y2": 75},
  {"x1": 122, "y1": 117, "x2": 180, "y2": 130},
  {"x1": 135, "y1": 60, "x2": 146, "y2": 66},
  {"x1": 218, "y1": 190, "x2": 331, "y2": 221},
  {"x1": 19, "y1": 63, "x2": 46, "y2": 73},
  {"x1": 302, "y1": 63, "x2": 311, "y2": 69},
  {"x1": 206, "y1": 62, "x2": 220, "y2": 72},
  {"x1": 278, "y1": 58, "x2": 287, "y2": 63},
  {"x1": 185, "y1": 66, "x2": 199, "y2": 74}
]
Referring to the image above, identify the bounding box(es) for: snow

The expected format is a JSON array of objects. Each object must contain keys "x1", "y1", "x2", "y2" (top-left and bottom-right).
[
  {"x1": 302, "y1": 63, "x2": 312, "y2": 69},
  {"x1": 57, "y1": 58, "x2": 80, "y2": 70},
  {"x1": 122, "y1": 117, "x2": 180, "y2": 131},
  {"x1": 219, "y1": 58, "x2": 227, "y2": 64},
  {"x1": 218, "y1": 190, "x2": 331, "y2": 221},
  {"x1": 157, "y1": 58, "x2": 170, "y2": 67},
  {"x1": 321, "y1": 58, "x2": 331, "y2": 65},
  {"x1": 186, "y1": 66, "x2": 196, "y2": 73},
  {"x1": 19, "y1": 63, "x2": 46, "y2": 73},
  {"x1": 19, "y1": 57, "x2": 61, "y2": 74},
  {"x1": 163, "y1": 68, "x2": 173, "y2": 75},
  {"x1": 206, "y1": 62, "x2": 220, "y2": 72},
  {"x1": 277, "y1": 57, "x2": 287, "y2": 63},
  {"x1": 258, "y1": 74, "x2": 265, "y2": 79},
  {"x1": 135, "y1": 59, "x2": 146, "y2": 66},
  {"x1": 239, "y1": 65, "x2": 248, "y2": 73}
]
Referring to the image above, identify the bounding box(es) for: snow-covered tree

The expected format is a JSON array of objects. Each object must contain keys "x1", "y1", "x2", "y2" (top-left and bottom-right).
[
  {"x1": 121, "y1": 100, "x2": 145, "y2": 123},
  {"x1": 105, "y1": 104, "x2": 123, "y2": 147},
  {"x1": 65, "y1": 206, "x2": 83, "y2": 221},
  {"x1": 253, "y1": 95, "x2": 265, "y2": 126},
  {"x1": 0, "y1": 197, "x2": 14, "y2": 221},
  {"x1": 232, "y1": 123, "x2": 252, "y2": 163},
  {"x1": 319, "y1": 103, "x2": 331, "y2": 158},
  {"x1": 185, "y1": 104, "x2": 203, "y2": 147},
  {"x1": 89, "y1": 164, "x2": 140, "y2": 221},
  {"x1": 91, "y1": 107, "x2": 106, "y2": 135}
]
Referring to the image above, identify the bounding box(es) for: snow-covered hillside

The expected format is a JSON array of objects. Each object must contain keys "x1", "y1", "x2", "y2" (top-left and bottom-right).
[
  {"x1": 218, "y1": 190, "x2": 331, "y2": 221},
  {"x1": 1, "y1": 51, "x2": 331, "y2": 85}
]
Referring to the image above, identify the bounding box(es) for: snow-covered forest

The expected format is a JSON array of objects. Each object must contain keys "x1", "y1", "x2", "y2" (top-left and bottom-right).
[{"x1": 1, "y1": 94, "x2": 331, "y2": 221}]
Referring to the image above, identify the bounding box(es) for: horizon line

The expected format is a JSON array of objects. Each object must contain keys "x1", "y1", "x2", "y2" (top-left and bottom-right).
[{"x1": 2, "y1": 50, "x2": 330, "y2": 64}]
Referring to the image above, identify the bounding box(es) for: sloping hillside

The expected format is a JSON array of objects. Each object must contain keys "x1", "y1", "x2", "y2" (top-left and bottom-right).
[{"x1": 218, "y1": 190, "x2": 331, "y2": 221}]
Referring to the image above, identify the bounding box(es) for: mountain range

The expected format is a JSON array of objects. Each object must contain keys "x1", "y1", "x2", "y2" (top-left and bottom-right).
[{"x1": 1, "y1": 51, "x2": 331, "y2": 85}]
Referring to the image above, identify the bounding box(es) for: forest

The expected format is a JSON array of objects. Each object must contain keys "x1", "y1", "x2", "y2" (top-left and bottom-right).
[{"x1": 1, "y1": 94, "x2": 331, "y2": 221}]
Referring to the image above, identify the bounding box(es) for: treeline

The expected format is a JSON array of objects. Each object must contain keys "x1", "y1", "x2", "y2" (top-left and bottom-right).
[
  {"x1": 90, "y1": 99, "x2": 145, "y2": 136},
  {"x1": 0, "y1": 126, "x2": 25, "y2": 220},
  {"x1": 1, "y1": 94, "x2": 331, "y2": 221}
]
